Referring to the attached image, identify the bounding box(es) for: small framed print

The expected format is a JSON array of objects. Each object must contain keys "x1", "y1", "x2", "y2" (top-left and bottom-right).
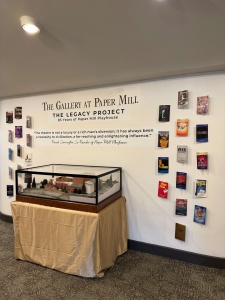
[
  {"x1": 158, "y1": 105, "x2": 170, "y2": 122},
  {"x1": 15, "y1": 106, "x2": 22, "y2": 119},
  {"x1": 15, "y1": 126, "x2": 22, "y2": 138},
  {"x1": 8, "y1": 130, "x2": 13, "y2": 142},
  {"x1": 26, "y1": 134, "x2": 31, "y2": 147},
  {"x1": 8, "y1": 148, "x2": 13, "y2": 160},
  {"x1": 158, "y1": 157, "x2": 169, "y2": 174},
  {"x1": 7, "y1": 185, "x2": 14, "y2": 197},
  {"x1": 26, "y1": 116, "x2": 32, "y2": 128},
  {"x1": 6, "y1": 111, "x2": 13, "y2": 123},
  {"x1": 196, "y1": 124, "x2": 208, "y2": 143},
  {"x1": 197, "y1": 96, "x2": 209, "y2": 115},
  {"x1": 194, "y1": 205, "x2": 206, "y2": 225},
  {"x1": 9, "y1": 167, "x2": 13, "y2": 179},
  {"x1": 158, "y1": 131, "x2": 169, "y2": 148},
  {"x1": 178, "y1": 90, "x2": 189, "y2": 109},
  {"x1": 197, "y1": 152, "x2": 208, "y2": 170},
  {"x1": 176, "y1": 119, "x2": 189, "y2": 136},
  {"x1": 25, "y1": 152, "x2": 32, "y2": 165},
  {"x1": 175, "y1": 223, "x2": 186, "y2": 241},
  {"x1": 17, "y1": 145, "x2": 21, "y2": 157}
]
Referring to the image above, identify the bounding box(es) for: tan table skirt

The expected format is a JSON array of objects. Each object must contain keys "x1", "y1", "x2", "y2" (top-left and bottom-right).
[{"x1": 10, "y1": 196, "x2": 127, "y2": 277}]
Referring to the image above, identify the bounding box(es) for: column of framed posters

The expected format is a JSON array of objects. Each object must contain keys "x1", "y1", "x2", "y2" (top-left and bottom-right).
[
  {"x1": 158, "y1": 92, "x2": 209, "y2": 242},
  {"x1": 6, "y1": 106, "x2": 32, "y2": 197}
]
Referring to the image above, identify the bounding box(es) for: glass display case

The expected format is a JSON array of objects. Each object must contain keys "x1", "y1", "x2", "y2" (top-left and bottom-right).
[{"x1": 15, "y1": 164, "x2": 122, "y2": 212}]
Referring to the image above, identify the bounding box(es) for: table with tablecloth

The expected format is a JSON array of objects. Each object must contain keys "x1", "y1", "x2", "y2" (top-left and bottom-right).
[{"x1": 10, "y1": 196, "x2": 127, "y2": 277}]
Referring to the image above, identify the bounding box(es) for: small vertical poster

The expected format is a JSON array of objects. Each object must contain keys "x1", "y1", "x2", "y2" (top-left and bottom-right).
[
  {"x1": 15, "y1": 106, "x2": 22, "y2": 119},
  {"x1": 15, "y1": 126, "x2": 23, "y2": 138},
  {"x1": 8, "y1": 148, "x2": 12, "y2": 160},
  {"x1": 194, "y1": 205, "x2": 206, "y2": 225},
  {"x1": 26, "y1": 116, "x2": 32, "y2": 128},
  {"x1": 175, "y1": 223, "x2": 186, "y2": 241},
  {"x1": 176, "y1": 172, "x2": 187, "y2": 189},
  {"x1": 197, "y1": 152, "x2": 208, "y2": 169},
  {"x1": 8, "y1": 130, "x2": 12, "y2": 142},
  {"x1": 26, "y1": 134, "x2": 31, "y2": 147},
  {"x1": 158, "y1": 157, "x2": 169, "y2": 173},
  {"x1": 177, "y1": 145, "x2": 188, "y2": 163},
  {"x1": 158, "y1": 181, "x2": 169, "y2": 199},
  {"x1": 196, "y1": 124, "x2": 208, "y2": 142},
  {"x1": 25, "y1": 153, "x2": 32, "y2": 165},
  {"x1": 175, "y1": 199, "x2": 187, "y2": 216},
  {"x1": 197, "y1": 96, "x2": 209, "y2": 115},
  {"x1": 9, "y1": 167, "x2": 13, "y2": 179},
  {"x1": 195, "y1": 179, "x2": 207, "y2": 198},
  {"x1": 158, "y1": 105, "x2": 170, "y2": 122},
  {"x1": 176, "y1": 119, "x2": 189, "y2": 136},
  {"x1": 6, "y1": 111, "x2": 13, "y2": 123},
  {"x1": 178, "y1": 90, "x2": 189, "y2": 109},
  {"x1": 7, "y1": 185, "x2": 14, "y2": 196},
  {"x1": 158, "y1": 131, "x2": 169, "y2": 148},
  {"x1": 17, "y1": 145, "x2": 21, "y2": 157}
]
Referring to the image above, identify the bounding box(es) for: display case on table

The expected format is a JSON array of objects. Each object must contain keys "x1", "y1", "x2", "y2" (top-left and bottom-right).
[{"x1": 15, "y1": 164, "x2": 122, "y2": 212}]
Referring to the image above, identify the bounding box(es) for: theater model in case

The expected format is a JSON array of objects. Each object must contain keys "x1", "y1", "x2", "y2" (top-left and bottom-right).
[{"x1": 15, "y1": 164, "x2": 122, "y2": 212}]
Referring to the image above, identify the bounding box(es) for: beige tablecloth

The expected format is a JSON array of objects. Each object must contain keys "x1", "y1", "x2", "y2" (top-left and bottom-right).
[{"x1": 11, "y1": 197, "x2": 127, "y2": 277}]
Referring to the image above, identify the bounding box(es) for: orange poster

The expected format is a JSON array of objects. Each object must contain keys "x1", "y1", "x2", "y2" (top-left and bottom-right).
[{"x1": 176, "y1": 119, "x2": 188, "y2": 136}]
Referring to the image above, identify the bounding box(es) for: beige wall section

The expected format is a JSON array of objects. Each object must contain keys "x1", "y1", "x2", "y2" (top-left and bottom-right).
[{"x1": 1, "y1": 73, "x2": 225, "y2": 258}]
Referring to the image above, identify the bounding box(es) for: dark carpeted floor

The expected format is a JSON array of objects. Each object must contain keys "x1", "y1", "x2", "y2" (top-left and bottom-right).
[{"x1": 0, "y1": 219, "x2": 224, "y2": 300}]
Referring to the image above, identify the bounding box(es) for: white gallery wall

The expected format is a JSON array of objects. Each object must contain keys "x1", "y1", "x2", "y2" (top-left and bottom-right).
[{"x1": 0, "y1": 73, "x2": 225, "y2": 258}]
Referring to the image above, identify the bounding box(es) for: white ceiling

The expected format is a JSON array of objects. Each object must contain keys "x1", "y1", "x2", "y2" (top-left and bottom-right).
[{"x1": 0, "y1": 0, "x2": 225, "y2": 99}]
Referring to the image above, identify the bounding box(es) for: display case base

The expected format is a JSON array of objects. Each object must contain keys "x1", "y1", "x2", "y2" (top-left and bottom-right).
[{"x1": 16, "y1": 191, "x2": 122, "y2": 213}]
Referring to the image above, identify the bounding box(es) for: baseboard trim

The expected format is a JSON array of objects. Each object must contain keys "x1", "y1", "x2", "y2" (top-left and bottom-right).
[
  {"x1": 0, "y1": 212, "x2": 13, "y2": 223},
  {"x1": 1, "y1": 211, "x2": 224, "y2": 269},
  {"x1": 128, "y1": 239, "x2": 225, "y2": 269}
]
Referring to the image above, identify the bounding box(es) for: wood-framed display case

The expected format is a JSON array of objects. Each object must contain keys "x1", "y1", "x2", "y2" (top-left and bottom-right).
[{"x1": 15, "y1": 164, "x2": 122, "y2": 212}]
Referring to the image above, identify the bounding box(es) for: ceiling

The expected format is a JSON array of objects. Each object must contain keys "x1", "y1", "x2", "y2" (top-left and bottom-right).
[{"x1": 0, "y1": 0, "x2": 225, "y2": 99}]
